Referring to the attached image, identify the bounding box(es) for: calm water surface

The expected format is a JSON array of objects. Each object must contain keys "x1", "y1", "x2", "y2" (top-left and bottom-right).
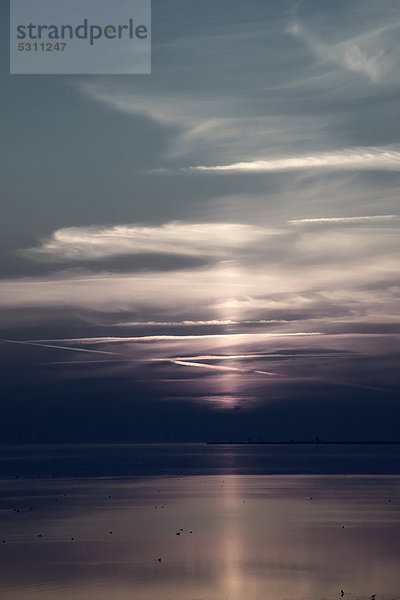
[{"x1": 1, "y1": 445, "x2": 400, "y2": 600}]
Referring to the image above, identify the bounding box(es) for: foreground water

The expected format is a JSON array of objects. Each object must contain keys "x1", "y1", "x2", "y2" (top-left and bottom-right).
[{"x1": 1, "y1": 445, "x2": 400, "y2": 600}]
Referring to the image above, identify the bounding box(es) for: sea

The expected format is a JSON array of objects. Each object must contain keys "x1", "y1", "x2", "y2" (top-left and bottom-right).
[{"x1": 0, "y1": 444, "x2": 399, "y2": 600}]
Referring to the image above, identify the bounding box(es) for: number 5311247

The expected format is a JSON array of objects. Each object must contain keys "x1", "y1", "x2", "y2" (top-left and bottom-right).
[{"x1": 18, "y1": 42, "x2": 67, "y2": 51}]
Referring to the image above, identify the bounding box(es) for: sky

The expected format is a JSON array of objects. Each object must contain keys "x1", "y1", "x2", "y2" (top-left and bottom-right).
[{"x1": 1, "y1": 0, "x2": 400, "y2": 443}]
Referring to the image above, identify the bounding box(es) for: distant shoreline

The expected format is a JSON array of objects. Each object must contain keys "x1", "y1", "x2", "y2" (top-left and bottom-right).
[{"x1": 206, "y1": 440, "x2": 400, "y2": 445}]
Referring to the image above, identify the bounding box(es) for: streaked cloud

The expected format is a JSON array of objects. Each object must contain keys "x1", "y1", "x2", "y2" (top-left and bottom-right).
[
  {"x1": 0, "y1": 338, "x2": 120, "y2": 356},
  {"x1": 22, "y1": 222, "x2": 270, "y2": 262},
  {"x1": 2, "y1": 221, "x2": 399, "y2": 328},
  {"x1": 289, "y1": 215, "x2": 399, "y2": 225},
  {"x1": 30, "y1": 332, "x2": 323, "y2": 345},
  {"x1": 170, "y1": 352, "x2": 353, "y2": 361},
  {"x1": 114, "y1": 319, "x2": 288, "y2": 327},
  {"x1": 161, "y1": 358, "x2": 276, "y2": 376},
  {"x1": 288, "y1": 20, "x2": 400, "y2": 83},
  {"x1": 78, "y1": 78, "x2": 341, "y2": 166},
  {"x1": 78, "y1": 83, "x2": 313, "y2": 163},
  {"x1": 189, "y1": 147, "x2": 400, "y2": 173}
]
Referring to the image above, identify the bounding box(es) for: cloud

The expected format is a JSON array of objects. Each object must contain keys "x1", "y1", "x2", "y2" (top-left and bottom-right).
[
  {"x1": 0, "y1": 338, "x2": 120, "y2": 356},
  {"x1": 31, "y1": 332, "x2": 323, "y2": 345},
  {"x1": 3, "y1": 215, "x2": 398, "y2": 344},
  {"x1": 170, "y1": 352, "x2": 353, "y2": 361},
  {"x1": 114, "y1": 319, "x2": 288, "y2": 327},
  {"x1": 159, "y1": 358, "x2": 276, "y2": 376},
  {"x1": 189, "y1": 147, "x2": 400, "y2": 173},
  {"x1": 79, "y1": 83, "x2": 256, "y2": 161},
  {"x1": 2, "y1": 239, "x2": 399, "y2": 329},
  {"x1": 77, "y1": 82, "x2": 336, "y2": 164},
  {"x1": 76, "y1": 8, "x2": 400, "y2": 170},
  {"x1": 22, "y1": 222, "x2": 270, "y2": 263},
  {"x1": 289, "y1": 215, "x2": 399, "y2": 225},
  {"x1": 288, "y1": 19, "x2": 400, "y2": 83}
]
